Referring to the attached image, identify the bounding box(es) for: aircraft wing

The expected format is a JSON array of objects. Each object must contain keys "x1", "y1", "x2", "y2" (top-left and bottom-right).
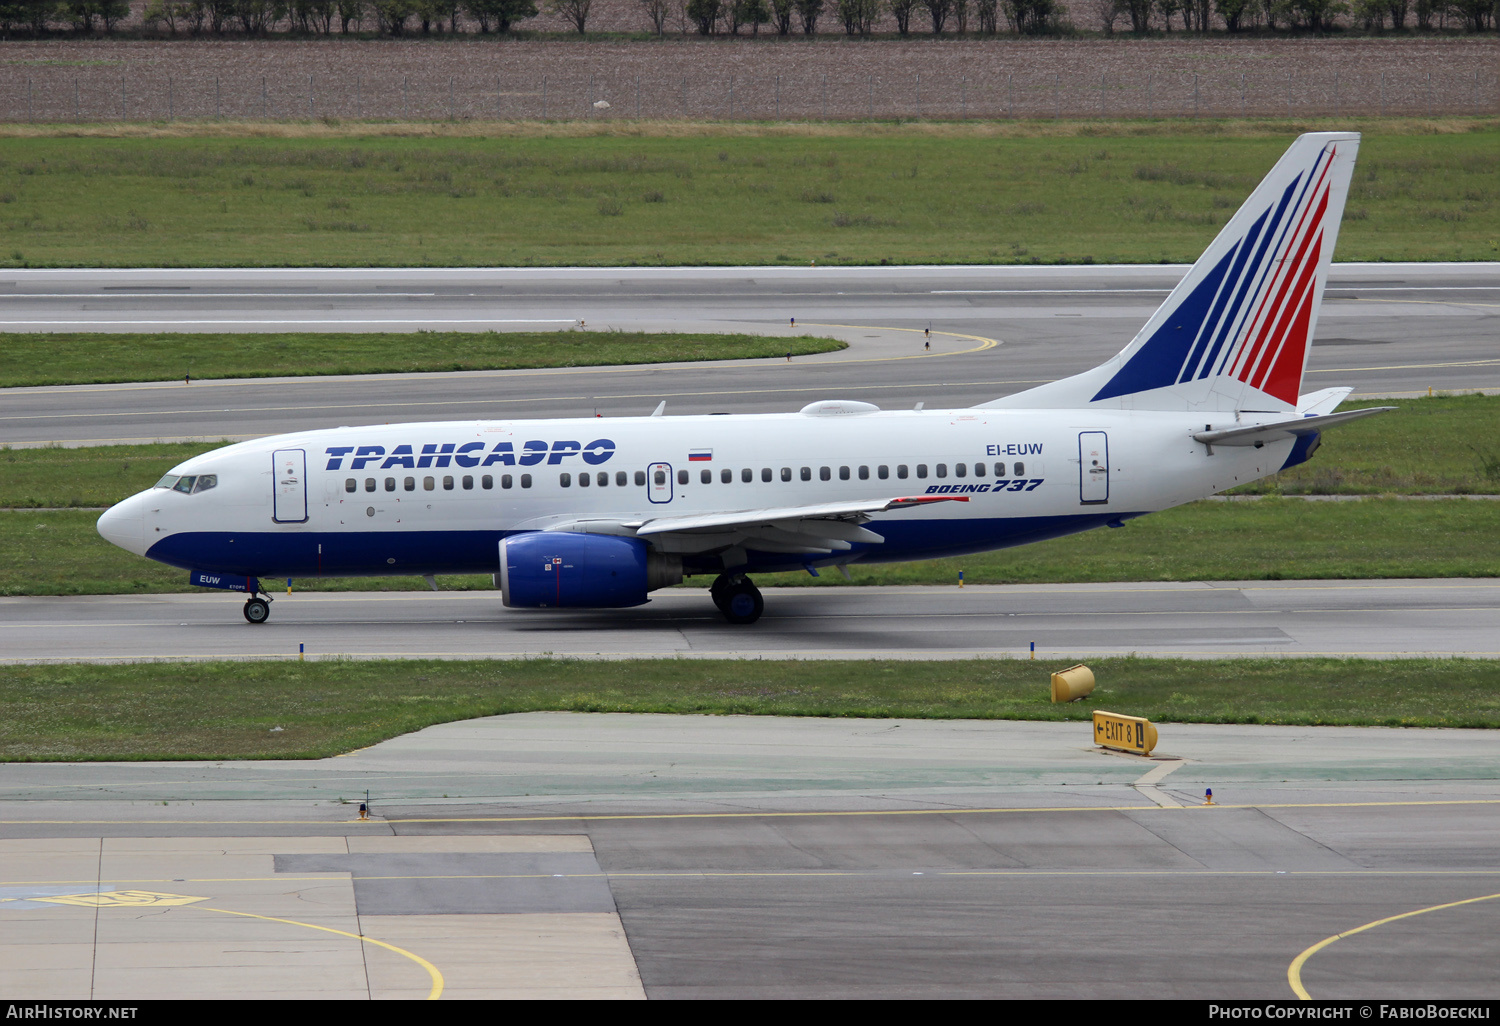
[
  {"x1": 544, "y1": 495, "x2": 968, "y2": 556},
  {"x1": 1192, "y1": 406, "x2": 1395, "y2": 447}
]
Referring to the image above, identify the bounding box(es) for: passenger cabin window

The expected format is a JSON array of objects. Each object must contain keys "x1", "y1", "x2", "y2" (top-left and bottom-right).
[
  {"x1": 520, "y1": 474, "x2": 532, "y2": 488},
  {"x1": 1014, "y1": 461, "x2": 1025, "y2": 476},
  {"x1": 917, "y1": 465, "x2": 928, "y2": 479},
  {"x1": 654, "y1": 470, "x2": 665, "y2": 486},
  {"x1": 995, "y1": 463, "x2": 1005, "y2": 477},
  {"x1": 954, "y1": 464, "x2": 966, "y2": 478},
  {"x1": 936, "y1": 464, "x2": 947, "y2": 478},
  {"x1": 443, "y1": 475, "x2": 454, "y2": 490},
  {"x1": 635, "y1": 471, "x2": 646, "y2": 486},
  {"x1": 560, "y1": 473, "x2": 571, "y2": 487},
  {"x1": 424, "y1": 476, "x2": 435, "y2": 491},
  {"x1": 616, "y1": 472, "x2": 627, "y2": 486},
  {"x1": 404, "y1": 477, "x2": 416, "y2": 491},
  {"x1": 721, "y1": 469, "x2": 732, "y2": 484},
  {"x1": 577, "y1": 472, "x2": 589, "y2": 488},
  {"x1": 385, "y1": 477, "x2": 396, "y2": 491},
  {"x1": 762, "y1": 468, "x2": 772, "y2": 482},
  {"x1": 878, "y1": 465, "x2": 889, "y2": 480},
  {"x1": 462, "y1": 475, "x2": 474, "y2": 490},
  {"x1": 800, "y1": 467, "x2": 811, "y2": 482},
  {"x1": 482, "y1": 475, "x2": 493, "y2": 489},
  {"x1": 599, "y1": 472, "x2": 609, "y2": 487},
  {"x1": 819, "y1": 467, "x2": 831, "y2": 481},
  {"x1": 701, "y1": 469, "x2": 712, "y2": 484},
  {"x1": 781, "y1": 467, "x2": 791, "y2": 482},
  {"x1": 858, "y1": 466, "x2": 869, "y2": 480},
  {"x1": 897, "y1": 465, "x2": 908, "y2": 479},
  {"x1": 345, "y1": 478, "x2": 357, "y2": 493},
  {"x1": 974, "y1": 463, "x2": 986, "y2": 478},
  {"x1": 365, "y1": 478, "x2": 376, "y2": 492},
  {"x1": 678, "y1": 470, "x2": 689, "y2": 485},
  {"x1": 501, "y1": 474, "x2": 513, "y2": 489}
]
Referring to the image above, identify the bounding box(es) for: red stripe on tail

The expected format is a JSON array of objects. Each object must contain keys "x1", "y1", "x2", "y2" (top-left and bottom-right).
[
  {"x1": 1230, "y1": 152, "x2": 1335, "y2": 385},
  {"x1": 1237, "y1": 183, "x2": 1330, "y2": 390}
]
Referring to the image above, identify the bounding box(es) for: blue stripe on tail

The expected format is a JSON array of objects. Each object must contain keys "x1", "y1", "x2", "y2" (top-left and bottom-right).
[
  {"x1": 1090, "y1": 246, "x2": 1236, "y2": 402},
  {"x1": 1190, "y1": 206, "x2": 1268, "y2": 381},
  {"x1": 1089, "y1": 172, "x2": 1306, "y2": 404},
  {"x1": 1194, "y1": 176, "x2": 1302, "y2": 381}
]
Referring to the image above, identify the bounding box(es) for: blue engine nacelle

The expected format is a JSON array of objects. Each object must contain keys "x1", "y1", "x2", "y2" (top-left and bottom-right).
[{"x1": 499, "y1": 532, "x2": 682, "y2": 609}]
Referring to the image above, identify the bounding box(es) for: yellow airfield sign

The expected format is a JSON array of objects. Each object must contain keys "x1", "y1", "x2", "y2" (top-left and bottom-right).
[{"x1": 1093, "y1": 711, "x2": 1158, "y2": 755}]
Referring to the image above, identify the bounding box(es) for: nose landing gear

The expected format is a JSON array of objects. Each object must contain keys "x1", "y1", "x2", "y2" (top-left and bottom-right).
[
  {"x1": 709, "y1": 574, "x2": 763, "y2": 625},
  {"x1": 243, "y1": 591, "x2": 273, "y2": 624}
]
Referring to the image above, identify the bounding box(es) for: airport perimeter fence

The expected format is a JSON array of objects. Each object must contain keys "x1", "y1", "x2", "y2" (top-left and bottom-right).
[{"x1": 2, "y1": 67, "x2": 1497, "y2": 122}]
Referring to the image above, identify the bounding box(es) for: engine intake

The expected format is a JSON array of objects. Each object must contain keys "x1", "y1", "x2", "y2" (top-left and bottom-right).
[{"x1": 499, "y1": 532, "x2": 681, "y2": 609}]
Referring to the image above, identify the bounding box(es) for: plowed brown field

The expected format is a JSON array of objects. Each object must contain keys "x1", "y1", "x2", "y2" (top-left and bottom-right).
[{"x1": 2, "y1": 37, "x2": 1494, "y2": 121}]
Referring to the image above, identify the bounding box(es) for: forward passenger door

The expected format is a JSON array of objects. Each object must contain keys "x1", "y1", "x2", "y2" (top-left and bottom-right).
[{"x1": 273, "y1": 449, "x2": 309, "y2": 523}]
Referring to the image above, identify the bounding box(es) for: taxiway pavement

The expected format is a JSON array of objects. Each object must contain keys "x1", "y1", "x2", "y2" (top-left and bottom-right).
[
  {"x1": 3, "y1": 263, "x2": 1496, "y2": 447},
  {"x1": 2, "y1": 714, "x2": 1497, "y2": 999},
  {"x1": 5, "y1": 578, "x2": 1499, "y2": 664}
]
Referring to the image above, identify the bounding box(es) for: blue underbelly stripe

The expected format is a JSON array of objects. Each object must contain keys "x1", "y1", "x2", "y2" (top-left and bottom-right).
[{"x1": 146, "y1": 511, "x2": 1142, "y2": 579}]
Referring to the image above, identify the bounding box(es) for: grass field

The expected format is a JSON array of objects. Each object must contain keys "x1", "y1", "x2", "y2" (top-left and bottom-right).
[
  {"x1": 0, "y1": 330, "x2": 843, "y2": 388},
  {"x1": 1, "y1": 121, "x2": 1494, "y2": 267},
  {"x1": 5, "y1": 497, "x2": 1495, "y2": 597},
  {"x1": 1230, "y1": 394, "x2": 1500, "y2": 495},
  {"x1": 3, "y1": 655, "x2": 1497, "y2": 761},
  {"x1": 5, "y1": 394, "x2": 1494, "y2": 511}
]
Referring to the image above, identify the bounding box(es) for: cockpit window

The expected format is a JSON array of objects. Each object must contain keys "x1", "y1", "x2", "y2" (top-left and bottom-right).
[{"x1": 158, "y1": 474, "x2": 217, "y2": 494}]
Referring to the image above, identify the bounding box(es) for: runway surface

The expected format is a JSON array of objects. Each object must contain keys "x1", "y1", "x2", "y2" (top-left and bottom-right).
[
  {"x1": 3, "y1": 713, "x2": 1498, "y2": 999},
  {"x1": 4, "y1": 263, "x2": 1497, "y2": 446},
  {"x1": 5, "y1": 579, "x2": 1499, "y2": 663}
]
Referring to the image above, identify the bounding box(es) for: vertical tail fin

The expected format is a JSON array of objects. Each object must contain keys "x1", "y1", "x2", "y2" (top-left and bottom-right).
[{"x1": 983, "y1": 132, "x2": 1359, "y2": 413}]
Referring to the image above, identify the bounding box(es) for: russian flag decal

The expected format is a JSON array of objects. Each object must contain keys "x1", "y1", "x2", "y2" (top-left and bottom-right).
[{"x1": 688, "y1": 449, "x2": 713, "y2": 462}]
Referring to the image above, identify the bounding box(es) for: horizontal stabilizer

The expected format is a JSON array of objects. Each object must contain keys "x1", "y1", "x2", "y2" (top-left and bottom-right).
[
  {"x1": 1193, "y1": 406, "x2": 1394, "y2": 447},
  {"x1": 1296, "y1": 386, "x2": 1355, "y2": 417}
]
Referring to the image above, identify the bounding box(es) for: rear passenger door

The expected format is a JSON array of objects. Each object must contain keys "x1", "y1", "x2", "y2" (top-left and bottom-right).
[{"x1": 1079, "y1": 432, "x2": 1109, "y2": 505}]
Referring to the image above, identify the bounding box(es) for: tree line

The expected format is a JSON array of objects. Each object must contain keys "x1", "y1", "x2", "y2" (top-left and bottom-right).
[
  {"x1": 0, "y1": 0, "x2": 1491, "y2": 35},
  {"x1": 1095, "y1": 0, "x2": 1496, "y2": 32}
]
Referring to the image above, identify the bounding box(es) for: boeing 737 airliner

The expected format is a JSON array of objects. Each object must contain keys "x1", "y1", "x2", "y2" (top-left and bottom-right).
[{"x1": 98, "y1": 132, "x2": 1389, "y2": 625}]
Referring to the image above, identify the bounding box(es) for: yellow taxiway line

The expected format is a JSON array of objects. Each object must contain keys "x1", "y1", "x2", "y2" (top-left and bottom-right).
[
  {"x1": 192, "y1": 904, "x2": 445, "y2": 1000},
  {"x1": 1287, "y1": 890, "x2": 1500, "y2": 1000}
]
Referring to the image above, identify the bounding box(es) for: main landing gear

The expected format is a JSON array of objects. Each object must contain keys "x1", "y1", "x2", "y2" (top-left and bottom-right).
[
  {"x1": 243, "y1": 592, "x2": 273, "y2": 624},
  {"x1": 710, "y1": 574, "x2": 763, "y2": 625}
]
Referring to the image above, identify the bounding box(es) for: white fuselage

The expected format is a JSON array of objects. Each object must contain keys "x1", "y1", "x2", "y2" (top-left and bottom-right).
[{"x1": 98, "y1": 406, "x2": 1294, "y2": 583}]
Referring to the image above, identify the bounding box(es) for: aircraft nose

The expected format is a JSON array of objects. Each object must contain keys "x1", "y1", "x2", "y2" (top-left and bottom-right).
[{"x1": 97, "y1": 493, "x2": 148, "y2": 557}]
